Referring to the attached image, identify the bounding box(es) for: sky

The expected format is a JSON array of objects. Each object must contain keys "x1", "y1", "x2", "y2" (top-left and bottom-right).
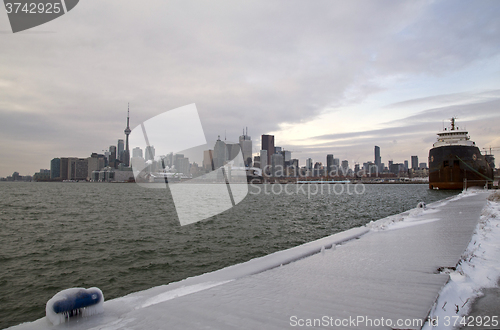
[{"x1": 1, "y1": 0, "x2": 500, "y2": 177}]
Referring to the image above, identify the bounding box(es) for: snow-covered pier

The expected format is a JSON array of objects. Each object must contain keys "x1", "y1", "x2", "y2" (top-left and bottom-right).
[{"x1": 10, "y1": 190, "x2": 500, "y2": 330}]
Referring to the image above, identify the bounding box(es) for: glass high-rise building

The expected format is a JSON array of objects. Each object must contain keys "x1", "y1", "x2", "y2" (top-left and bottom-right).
[
  {"x1": 50, "y1": 158, "x2": 61, "y2": 180},
  {"x1": 326, "y1": 154, "x2": 334, "y2": 176},
  {"x1": 260, "y1": 150, "x2": 268, "y2": 174},
  {"x1": 109, "y1": 146, "x2": 117, "y2": 166},
  {"x1": 117, "y1": 139, "x2": 124, "y2": 162},
  {"x1": 411, "y1": 156, "x2": 419, "y2": 170},
  {"x1": 374, "y1": 146, "x2": 381, "y2": 173},
  {"x1": 261, "y1": 134, "x2": 274, "y2": 167},
  {"x1": 306, "y1": 158, "x2": 313, "y2": 170}
]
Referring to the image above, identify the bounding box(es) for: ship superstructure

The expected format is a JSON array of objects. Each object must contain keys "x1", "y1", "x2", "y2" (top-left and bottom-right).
[{"x1": 428, "y1": 118, "x2": 494, "y2": 189}]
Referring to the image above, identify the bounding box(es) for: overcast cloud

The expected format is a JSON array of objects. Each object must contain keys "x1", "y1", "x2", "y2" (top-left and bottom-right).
[{"x1": 1, "y1": 0, "x2": 499, "y2": 176}]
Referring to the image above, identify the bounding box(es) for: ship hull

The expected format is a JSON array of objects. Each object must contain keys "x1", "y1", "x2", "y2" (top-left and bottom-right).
[{"x1": 428, "y1": 145, "x2": 494, "y2": 190}]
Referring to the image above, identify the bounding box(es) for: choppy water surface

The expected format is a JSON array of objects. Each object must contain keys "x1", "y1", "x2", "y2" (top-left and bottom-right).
[{"x1": 0, "y1": 182, "x2": 457, "y2": 328}]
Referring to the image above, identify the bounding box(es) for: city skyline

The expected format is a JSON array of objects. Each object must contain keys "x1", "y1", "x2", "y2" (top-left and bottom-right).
[
  {"x1": 0, "y1": 109, "x2": 481, "y2": 179},
  {"x1": 2, "y1": 108, "x2": 430, "y2": 181},
  {"x1": 1, "y1": 1, "x2": 500, "y2": 177}
]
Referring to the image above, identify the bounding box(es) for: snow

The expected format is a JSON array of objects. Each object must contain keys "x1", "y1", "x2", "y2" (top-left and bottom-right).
[
  {"x1": 423, "y1": 190, "x2": 500, "y2": 330},
  {"x1": 140, "y1": 280, "x2": 234, "y2": 308},
  {"x1": 8, "y1": 189, "x2": 496, "y2": 330}
]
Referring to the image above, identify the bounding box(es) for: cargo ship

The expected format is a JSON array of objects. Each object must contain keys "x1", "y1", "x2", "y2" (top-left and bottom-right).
[{"x1": 428, "y1": 118, "x2": 494, "y2": 190}]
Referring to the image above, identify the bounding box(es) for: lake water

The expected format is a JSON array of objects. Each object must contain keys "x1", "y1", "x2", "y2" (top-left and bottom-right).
[{"x1": 0, "y1": 182, "x2": 458, "y2": 329}]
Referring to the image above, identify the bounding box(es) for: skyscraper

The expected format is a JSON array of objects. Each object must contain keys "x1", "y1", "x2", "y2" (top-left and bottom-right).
[
  {"x1": 109, "y1": 145, "x2": 117, "y2": 167},
  {"x1": 306, "y1": 158, "x2": 313, "y2": 170},
  {"x1": 260, "y1": 150, "x2": 268, "y2": 174},
  {"x1": 203, "y1": 150, "x2": 214, "y2": 171},
  {"x1": 411, "y1": 156, "x2": 419, "y2": 170},
  {"x1": 123, "y1": 104, "x2": 131, "y2": 166},
  {"x1": 68, "y1": 158, "x2": 88, "y2": 180},
  {"x1": 326, "y1": 154, "x2": 334, "y2": 176},
  {"x1": 132, "y1": 147, "x2": 143, "y2": 158},
  {"x1": 239, "y1": 128, "x2": 252, "y2": 167},
  {"x1": 261, "y1": 134, "x2": 274, "y2": 167},
  {"x1": 50, "y1": 158, "x2": 61, "y2": 180},
  {"x1": 87, "y1": 153, "x2": 106, "y2": 180},
  {"x1": 60, "y1": 158, "x2": 69, "y2": 180},
  {"x1": 282, "y1": 150, "x2": 291, "y2": 162},
  {"x1": 213, "y1": 136, "x2": 228, "y2": 169},
  {"x1": 117, "y1": 139, "x2": 124, "y2": 162},
  {"x1": 374, "y1": 146, "x2": 381, "y2": 173},
  {"x1": 271, "y1": 153, "x2": 284, "y2": 177},
  {"x1": 341, "y1": 160, "x2": 349, "y2": 175},
  {"x1": 145, "y1": 146, "x2": 155, "y2": 162}
]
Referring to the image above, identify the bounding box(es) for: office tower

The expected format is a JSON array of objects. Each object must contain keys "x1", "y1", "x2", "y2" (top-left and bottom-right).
[
  {"x1": 68, "y1": 158, "x2": 88, "y2": 180},
  {"x1": 213, "y1": 136, "x2": 228, "y2": 169},
  {"x1": 313, "y1": 162, "x2": 321, "y2": 177},
  {"x1": 341, "y1": 160, "x2": 349, "y2": 175},
  {"x1": 261, "y1": 134, "x2": 274, "y2": 166},
  {"x1": 419, "y1": 162, "x2": 427, "y2": 169},
  {"x1": 132, "y1": 147, "x2": 143, "y2": 158},
  {"x1": 117, "y1": 139, "x2": 124, "y2": 162},
  {"x1": 145, "y1": 146, "x2": 156, "y2": 162},
  {"x1": 260, "y1": 150, "x2": 268, "y2": 173},
  {"x1": 326, "y1": 154, "x2": 334, "y2": 176},
  {"x1": 253, "y1": 156, "x2": 261, "y2": 168},
  {"x1": 226, "y1": 143, "x2": 240, "y2": 161},
  {"x1": 404, "y1": 160, "x2": 409, "y2": 171},
  {"x1": 374, "y1": 146, "x2": 381, "y2": 173},
  {"x1": 165, "y1": 153, "x2": 174, "y2": 168},
  {"x1": 271, "y1": 153, "x2": 284, "y2": 177},
  {"x1": 411, "y1": 156, "x2": 419, "y2": 170},
  {"x1": 109, "y1": 146, "x2": 117, "y2": 167},
  {"x1": 354, "y1": 163, "x2": 360, "y2": 176},
  {"x1": 130, "y1": 151, "x2": 145, "y2": 174},
  {"x1": 388, "y1": 160, "x2": 393, "y2": 168},
  {"x1": 174, "y1": 154, "x2": 190, "y2": 174},
  {"x1": 50, "y1": 158, "x2": 61, "y2": 180},
  {"x1": 306, "y1": 158, "x2": 313, "y2": 170},
  {"x1": 103, "y1": 151, "x2": 111, "y2": 166},
  {"x1": 274, "y1": 146, "x2": 282, "y2": 154},
  {"x1": 282, "y1": 150, "x2": 291, "y2": 162},
  {"x1": 239, "y1": 128, "x2": 252, "y2": 167},
  {"x1": 123, "y1": 104, "x2": 131, "y2": 166},
  {"x1": 59, "y1": 158, "x2": 69, "y2": 180},
  {"x1": 390, "y1": 163, "x2": 403, "y2": 175},
  {"x1": 87, "y1": 153, "x2": 106, "y2": 180},
  {"x1": 203, "y1": 150, "x2": 214, "y2": 171}
]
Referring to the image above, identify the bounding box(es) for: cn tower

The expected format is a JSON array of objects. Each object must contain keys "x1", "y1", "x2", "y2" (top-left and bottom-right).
[{"x1": 124, "y1": 103, "x2": 131, "y2": 166}]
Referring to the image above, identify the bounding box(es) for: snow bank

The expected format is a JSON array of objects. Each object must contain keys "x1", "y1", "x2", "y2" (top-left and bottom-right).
[
  {"x1": 423, "y1": 190, "x2": 500, "y2": 330},
  {"x1": 367, "y1": 201, "x2": 441, "y2": 231},
  {"x1": 366, "y1": 188, "x2": 485, "y2": 232}
]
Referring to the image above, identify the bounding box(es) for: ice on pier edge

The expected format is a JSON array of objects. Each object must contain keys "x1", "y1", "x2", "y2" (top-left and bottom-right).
[
  {"x1": 8, "y1": 189, "x2": 500, "y2": 330},
  {"x1": 422, "y1": 190, "x2": 500, "y2": 330}
]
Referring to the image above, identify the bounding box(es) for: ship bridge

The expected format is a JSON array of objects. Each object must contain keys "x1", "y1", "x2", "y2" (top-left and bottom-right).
[{"x1": 433, "y1": 118, "x2": 475, "y2": 148}]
